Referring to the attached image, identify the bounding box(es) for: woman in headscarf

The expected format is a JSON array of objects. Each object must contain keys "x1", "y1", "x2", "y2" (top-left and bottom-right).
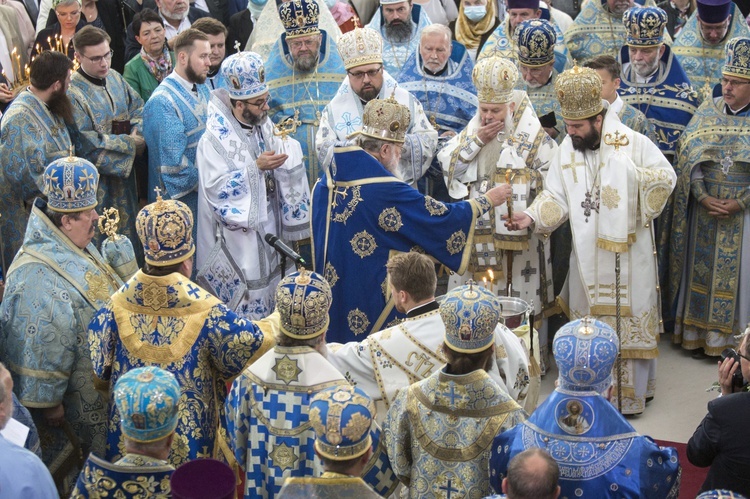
[{"x1": 449, "y1": 0, "x2": 499, "y2": 60}]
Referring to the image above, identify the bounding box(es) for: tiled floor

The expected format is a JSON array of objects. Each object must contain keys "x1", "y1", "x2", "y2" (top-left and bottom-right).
[{"x1": 537, "y1": 333, "x2": 720, "y2": 444}]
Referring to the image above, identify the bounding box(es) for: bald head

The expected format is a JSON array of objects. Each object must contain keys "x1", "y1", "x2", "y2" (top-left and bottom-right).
[{"x1": 502, "y1": 448, "x2": 560, "y2": 499}]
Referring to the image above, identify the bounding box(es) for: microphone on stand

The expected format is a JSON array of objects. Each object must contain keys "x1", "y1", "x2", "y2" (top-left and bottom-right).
[{"x1": 264, "y1": 234, "x2": 306, "y2": 267}]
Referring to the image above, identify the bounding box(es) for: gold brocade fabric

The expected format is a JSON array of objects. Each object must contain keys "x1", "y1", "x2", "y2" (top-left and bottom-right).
[{"x1": 456, "y1": 0, "x2": 497, "y2": 50}]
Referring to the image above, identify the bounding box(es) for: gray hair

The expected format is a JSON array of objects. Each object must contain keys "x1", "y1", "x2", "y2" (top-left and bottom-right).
[
  {"x1": 420, "y1": 24, "x2": 452, "y2": 44},
  {"x1": 505, "y1": 448, "x2": 560, "y2": 499},
  {"x1": 356, "y1": 135, "x2": 389, "y2": 153}
]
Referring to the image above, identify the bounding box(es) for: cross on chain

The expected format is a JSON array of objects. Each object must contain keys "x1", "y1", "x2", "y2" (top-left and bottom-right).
[
  {"x1": 721, "y1": 155, "x2": 733, "y2": 176},
  {"x1": 562, "y1": 152, "x2": 584, "y2": 183},
  {"x1": 439, "y1": 479, "x2": 459, "y2": 499},
  {"x1": 521, "y1": 261, "x2": 536, "y2": 283},
  {"x1": 581, "y1": 191, "x2": 599, "y2": 223},
  {"x1": 227, "y1": 139, "x2": 247, "y2": 162}
]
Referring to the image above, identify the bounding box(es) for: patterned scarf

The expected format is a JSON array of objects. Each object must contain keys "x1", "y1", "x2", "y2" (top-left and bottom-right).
[
  {"x1": 456, "y1": 0, "x2": 497, "y2": 50},
  {"x1": 140, "y1": 44, "x2": 173, "y2": 83}
]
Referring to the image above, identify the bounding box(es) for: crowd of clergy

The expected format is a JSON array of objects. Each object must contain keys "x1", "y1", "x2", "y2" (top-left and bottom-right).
[{"x1": 0, "y1": 0, "x2": 749, "y2": 495}]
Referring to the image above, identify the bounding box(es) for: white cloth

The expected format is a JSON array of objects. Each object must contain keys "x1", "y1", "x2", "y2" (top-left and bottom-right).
[
  {"x1": 36, "y1": 0, "x2": 52, "y2": 35},
  {"x1": 524, "y1": 107, "x2": 676, "y2": 414},
  {"x1": 414, "y1": 0, "x2": 457, "y2": 25},
  {"x1": 315, "y1": 69, "x2": 438, "y2": 187},
  {"x1": 0, "y1": 27, "x2": 12, "y2": 81},
  {"x1": 196, "y1": 89, "x2": 310, "y2": 320},
  {"x1": 550, "y1": 6, "x2": 573, "y2": 33},
  {"x1": 326, "y1": 306, "x2": 531, "y2": 422}
]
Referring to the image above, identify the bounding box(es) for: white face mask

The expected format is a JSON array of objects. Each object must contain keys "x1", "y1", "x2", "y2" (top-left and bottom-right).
[
  {"x1": 248, "y1": 0, "x2": 266, "y2": 18},
  {"x1": 464, "y1": 5, "x2": 487, "y2": 21},
  {"x1": 324, "y1": 0, "x2": 338, "y2": 8}
]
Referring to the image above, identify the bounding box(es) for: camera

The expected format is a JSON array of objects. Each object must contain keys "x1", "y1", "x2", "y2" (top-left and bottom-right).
[{"x1": 721, "y1": 348, "x2": 746, "y2": 390}]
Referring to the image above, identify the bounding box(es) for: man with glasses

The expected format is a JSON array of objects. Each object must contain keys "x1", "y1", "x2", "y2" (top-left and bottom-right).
[
  {"x1": 316, "y1": 26, "x2": 437, "y2": 188},
  {"x1": 196, "y1": 51, "x2": 310, "y2": 320},
  {"x1": 668, "y1": 37, "x2": 750, "y2": 361},
  {"x1": 265, "y1": 0, "x2": 345, "y2": 188},
  {"x1": 672, "y1": 0, "x2": 750, "y2": 103},
  {"x1": 68, "y1": 25, "x2": 145, "y2": 262},
  {"x1": 143, "y1": 28, "x2": 211, "y2": 245}
]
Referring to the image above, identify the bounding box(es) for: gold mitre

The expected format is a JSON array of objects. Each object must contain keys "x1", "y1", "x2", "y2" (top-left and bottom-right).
[
  {"x1": 358, "y1": 94, "x2": 410, "y2": 143},
  {"x1": 555, "y1": 65, "x2": 603, "y2": 120},
  {"x1": 338, "y1": 27, "x2": 383, "y2": 70},
  {"x1": 472, "y1": 56, "x2": 518, "y2": 104}
]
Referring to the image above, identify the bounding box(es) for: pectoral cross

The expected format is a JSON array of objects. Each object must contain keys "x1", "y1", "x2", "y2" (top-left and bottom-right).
[
  {"x1": 581, "y1": 191, "x2": 599, "y2": 223},
  {"x1": 721, "y1": 155, "x2": 733, "y2": 176}
]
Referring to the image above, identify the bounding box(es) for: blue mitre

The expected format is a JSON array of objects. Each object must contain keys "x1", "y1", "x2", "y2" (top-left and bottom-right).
[
  {"x1": 515, "y1": 19, "x2": 556, "y2": 67},
  {"x1": 114, "y1": 366, "x2": 180, "y2": 443},
  {"x1": 440, "y1": 283, "x2": 501, "y2": 354},
  {"x1": 723, "y1": 37, "x2": 750, "y2": 81},
  {"x1": 136, "y1": 190, "x2": 195, "y2": 267},
  {"x1": 623, "y1": 6, "x2": 668, "y2": 47},
  {"x1": 276, "y1": 269, "x2": 332, "y2": 339},
  {"x1": 310, "y1": 384, "x2": 375, "y2": 460},
  {"x1": 43, "y1": 154, "x2": 99, "y2": 213},
  {"x1": 279, "y1": 0, "x2": 320, "y2": 39},
  {"x1": 220, "y1": 51, "x2": 268, "y2": 100},
  {"x1": 554, "y1": 317, "x2": 619, "y2": 393}
]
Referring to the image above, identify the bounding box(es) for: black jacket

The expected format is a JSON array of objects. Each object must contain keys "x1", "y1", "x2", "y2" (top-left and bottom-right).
[
  {"x1": 227, "y1": 8, "x2": 254, "y2": 54},
  {"x1": 687, "y1": 391, "x2": 750, "y2": 496}
]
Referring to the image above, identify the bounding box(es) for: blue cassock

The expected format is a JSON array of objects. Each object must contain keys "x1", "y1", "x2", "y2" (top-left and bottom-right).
[
  {"x1": 142, "y1": 74, "x2": 210, "y2": 224},
  {"x1": 265, "y1": 30, "x2": 346, "y2": 187},
  {"x1": 71, "y1": 453, "x2": 174, "y2": 498},
  {"x1": 366, "y1": 4, "x2": 431, "y2": 78},
  {"x1": 311, "y1": 146, "x2": 491, "y2": 343},
  {"x1": 397, "y1": 41, "x2": 478, "y2": 135},
  {"x1": 618, "y1": 44, "x2": 698, "y2": 160},
  {"x1": 489, "y1": 390, "x2": 681, "y2": 498}
]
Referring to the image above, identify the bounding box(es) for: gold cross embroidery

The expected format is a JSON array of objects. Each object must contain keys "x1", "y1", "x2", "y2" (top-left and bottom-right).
[
  {"x1": 562, "y1": 152, "x2": 584, "y2": 183},
  {"x1": 604, "y1": 131, "x2": 629, "y2": 151}
]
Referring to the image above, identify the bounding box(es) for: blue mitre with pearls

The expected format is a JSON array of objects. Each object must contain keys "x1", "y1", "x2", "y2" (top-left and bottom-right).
[
  {"x1": 623, "y1": 6, "x2": 668, "y2": 47},
  {"x1": 309, "y1": 385, "x2": 375, "y2": 460},
  {"x1": 114, "y1": 366, "x2": 180, "y2": 443},
  {"x1": 554, "y1": 317, "x2": 619, "y2": 393},
  {"x1": 515, "y1": 19, "x2": 556, "y2": 67},
  {"x1": 43, "y1": 153, "x2": 99, "y2": 213},
  {"x1": 723, "y1": 37, "x2": 750, "y2": 80},
  {"x1": 440, "y1": 282, "x2": 501, "y2": 354}
]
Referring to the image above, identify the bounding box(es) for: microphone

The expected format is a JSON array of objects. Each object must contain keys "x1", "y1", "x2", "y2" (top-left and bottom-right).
[{"x1": 264, "y1": 234, "x2": 306, "y2": 266}]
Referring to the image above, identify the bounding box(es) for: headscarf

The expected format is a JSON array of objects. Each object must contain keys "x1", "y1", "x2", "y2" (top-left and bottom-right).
[{"x1": 456, "y1": 0, "x2": 497, "y2": 50}]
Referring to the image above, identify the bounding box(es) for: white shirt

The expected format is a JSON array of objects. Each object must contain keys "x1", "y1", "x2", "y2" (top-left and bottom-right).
[{"x1": 161, "y1": 12, "x2": 191, "y2": 40}]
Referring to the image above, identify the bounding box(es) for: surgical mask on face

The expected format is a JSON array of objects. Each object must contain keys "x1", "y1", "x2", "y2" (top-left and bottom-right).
[
  {"x1": 324, "y1": 0, "x2": 338, "y2": 8},
  {"x1": 464, "y1": 5, "x2": 487, "y2": 21},
  {"x1": 248, "y1": 0, "x2": 266, "y2": 19}
]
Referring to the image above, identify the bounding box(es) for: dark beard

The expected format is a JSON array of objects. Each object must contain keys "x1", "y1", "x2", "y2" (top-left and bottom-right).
[
  {"x1": 185, "y1": 63, "x2": 207, "y2": 84},
  {"x1": 357, "y1": 84, "x2": 380, "y2": 102},
  {"x1": 47, "y1": 87, "x2": 74, "y2": 124},
  {"x1": 241, "y1": 108, "x2": 266, "y2": 126},
  {"x1": 571, "y1": 127, "x2": 601, "y2": 152},
  {"x1": 293, "y1": 52, "x2": 319, "y2": 72},
  {"x1": 384, "y1": 21, "x2": 412, "y2": 43}
]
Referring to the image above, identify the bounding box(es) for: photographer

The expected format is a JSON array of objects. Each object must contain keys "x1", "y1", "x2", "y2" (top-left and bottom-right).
[{"x1": 687, "y1": 332, "x2": 750, "y2": 496}]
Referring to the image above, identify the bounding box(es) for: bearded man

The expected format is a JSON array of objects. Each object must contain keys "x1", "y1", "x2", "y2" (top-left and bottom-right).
[
  {"x1": 0, "y1": 51, "x2": 78, "y2": 271},
  {"x1": 365, "y1": 0, "x2": 431, "y2": 77}
]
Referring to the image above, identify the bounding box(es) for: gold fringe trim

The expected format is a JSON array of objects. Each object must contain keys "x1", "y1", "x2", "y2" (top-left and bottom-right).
[
  {"x1": 495, "y1": 240, "x2": 530, "y2": 251},
  {"x1": 589, "y1": 304, "x2": 633, "y2": 316},
  {"x1": 596, "y1": 238, "x2": 629, "y2": 254},
  {"x1": 682, "y1": 317, "x2": 735, "y2": 335},
  {"x1": 620, "y1": 347, "x2": 659, "y2": 360}
]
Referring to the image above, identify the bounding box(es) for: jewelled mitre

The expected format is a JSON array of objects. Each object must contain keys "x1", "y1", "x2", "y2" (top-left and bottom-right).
[
  {"x1": 358, "y1": 94, "x2": 410, "y2": 143},
  {"x1": 278, "y1": 0, "x2": 320, "y2": 40},
  {"x1": 338, "y1": 27, "x2": 383, "y2": 70},
  {"x1": 309, "y1": 385, "x2": 375, "y2": 460},
  {"x1": 555, "y1": 65, "x2": 603, "y2": 120},
  {"x1": 623, "y1": 6, "x2": 668, "y2": 47},
  {"x1": 440, "y1": 283, "x2": 501, "y2": 354},
  {"x1": 723, "y1": 37, "x2": 750, "y2": 80},
  {"x1": 136, "y1": 191, "x2": 195, "y2": 267},
  {"x1": 514, "y1": 19, "x2": 556, "y2": 67},
  {"x1": 275, "y1": 269, "x2": 332, "y2": 339},
  {"x1": 220, "y1": 51, "x2": 267, "y2": 100},
  {"x1": 114, "y1": 366, "x2": 180, "y2": 443},
  {"x1": 553, "y1": 318, "x2": 619, "y2": 393},
  {"x1": 43, "y1": 154, "x2": 99, "y2": 213},
  {"x1": 472, "y1": 55, "x2": 518, "y2": 104}
]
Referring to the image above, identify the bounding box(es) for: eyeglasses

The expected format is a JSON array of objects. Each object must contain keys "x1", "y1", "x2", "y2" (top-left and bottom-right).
[
  {"x1": 348, "y1": 66, "x2": 383, "y2": 80},
  {"x1": 289, "y1": 38, "x2": 318, "y2": 50},
  {"x1": 56, "y1": 9, "x2": 80, "y2": 18},
  {"x1": 80, "y1": 50, "x2": 114, "y2": 65},
  {"x1": 243, "y1": 95, "x2": 271, "y2": 108},
  {"x1": 721, "y1": 77, "x2": 750, "y2": 87}
]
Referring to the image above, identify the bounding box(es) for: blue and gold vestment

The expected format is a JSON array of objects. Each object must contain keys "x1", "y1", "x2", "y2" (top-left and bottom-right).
[
  {"x1": 265, "y1": 30, "x2": 346, "y2": 188},
  {"x1": 0, "y1": 201, "x2": 123, "y2": 485},
  {"x1": 383, "y1": 368, "x2": 526, "y2": 498},
  {"x1": 0, "y1": 90, "x2": 74, "y2": 269},
  {"x1": 278, "y1": 472, "x2": 382, "y2": 498},
  {"x1": 489, "y1": 389, "x2": 681, "y2": 498},
  {"x1": 366, "y1": 4, "x2": 431, "y2": 77},
  {"x1": 667, "y1": 88, "x2": 750, "y2": 355},
  {"x1": 71, "y1": 453, "x2": 174, "y2": 499},
  {"x1": 225, "y1": 346, "x2": 397, "y2": 498},
  {"x1": 87, "y1": 270, "x2": 275, "y2": 467},
  {"x1": 68, "y1": 70, "x2": 145, "y2": 263},
  {"x1": 672, "y1": 4, "x2": 750, "y2": 103},
  {"x1": 311, "y1": 146, "x2": 493, "y2": 343},
  {"x1": 142, "y1": 73, "x2": 211, "y2": 227},
  {"x1": 619, "y1": 44, "x2": 698, "y2": 160},
  {"x1": 397, "y1": 41, "x2": 478, "y2": 134}
]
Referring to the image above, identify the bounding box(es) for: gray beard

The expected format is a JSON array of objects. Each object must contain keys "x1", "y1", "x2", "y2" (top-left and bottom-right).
[
  {"x1": 385, "y1": 21, "x2": 413, "y2": 43},
  {"x1": 293, "y1": 52, "x2": 319, "y2": 72}
]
